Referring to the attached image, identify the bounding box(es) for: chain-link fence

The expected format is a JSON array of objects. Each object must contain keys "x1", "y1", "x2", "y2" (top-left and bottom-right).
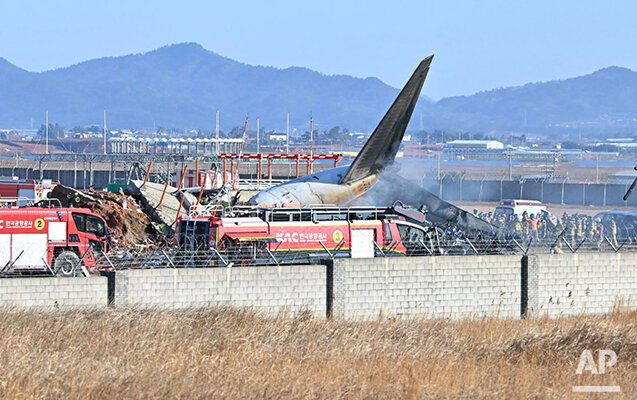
[{"x1": 83, "y1": 227, "x2": 637, "y2": 273}]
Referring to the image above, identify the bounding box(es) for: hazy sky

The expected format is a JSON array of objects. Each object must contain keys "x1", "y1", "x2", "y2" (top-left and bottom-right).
[{"x1": 1, "y1": 1, "x2": 635, "y2": 100}]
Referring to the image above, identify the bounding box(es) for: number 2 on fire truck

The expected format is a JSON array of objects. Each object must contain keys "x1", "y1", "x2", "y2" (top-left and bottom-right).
[{"x1": 34, "y1": 218, "x2": 45, "y2": 231}]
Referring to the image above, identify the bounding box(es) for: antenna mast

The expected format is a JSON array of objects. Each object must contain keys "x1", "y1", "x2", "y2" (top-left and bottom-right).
[
  {"x1": 286, "y1": 112, "x2": 290, "y2": 154},
  {"x1": 310, "y1": 114, "x2": 314, "y2": 173},
  {"x1": 103, "y1": 109, "x2": 107, "y2": 155},
  {"x1": 45, "y1": 110, "x2": 49, "y2": 154},
  {"x1": 215, "y1": 110, "x2": 220, "y2": 155}
]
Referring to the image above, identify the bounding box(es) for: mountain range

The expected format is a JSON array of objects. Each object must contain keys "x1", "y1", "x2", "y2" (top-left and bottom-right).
[
  {"x1": 424, "y1": 66, "x2": 637, "y2": 133},
  {"x1": 1, "y1": 42, "x2": 636, "y2": 134}
]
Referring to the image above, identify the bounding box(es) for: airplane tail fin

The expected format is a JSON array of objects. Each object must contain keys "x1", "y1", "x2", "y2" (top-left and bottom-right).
[{"x1": 339, "y1": 55, "x2": 433, "y2": 185}]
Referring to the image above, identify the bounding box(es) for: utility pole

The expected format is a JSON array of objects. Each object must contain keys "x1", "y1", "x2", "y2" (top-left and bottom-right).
[
  {"x1": 596, "y1": 154, "x2": 599, "y2": 183},
  {"x1": 437, "y1": 152, "x2": 441, "y2": 180},
  {"x1": 508, "y1": 152, "x2": 512, "y2": 180},
  {"x1": 103, "y1": 109, "x2": 107, "y2": 155},
  {"x1": 310, "y1": 115, "x2": 314, "y2": 173},
  {"x1": 45, "y1": 110, "x2": 49, "y2": 154},
  {"x1": 215, "y1": 110, "x2": 220, "y2": 155},
  {"x1": 256, "y1": 117, "x2": 260, "y2": 153},
  {"x1": 286, "y1": 112, "x2": 290, "y2": 154}
]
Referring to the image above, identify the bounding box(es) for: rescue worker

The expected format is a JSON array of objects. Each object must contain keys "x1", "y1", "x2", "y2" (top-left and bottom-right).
[
  {"x1": 576, "y1": 216, "x2": 584, "y2": 243},
  {"x1": 595, "y1": 217, "x2": 604, "y2": 248},
  {"x1": 529, "y1": 214, "x2": 539, "y2": 241},
  {"x1": 514, "y1": 215, "x2": 523, "y2": 237},
  {"x1": 553, "y1": 217, "x2": 565, "y2": 254},
  {"x1": 588, "y1": 217, "x2": 597, "y2": 244},
  {"x1": 566, "y1": 217, "x2": 576, "y2": 248}
]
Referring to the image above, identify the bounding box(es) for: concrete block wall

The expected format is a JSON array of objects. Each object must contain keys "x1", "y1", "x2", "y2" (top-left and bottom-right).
[
  {"x1": 0, "y1": 252, "x2": 635, "y2": 318},
  {"x1": 526, "y1": 253, "x2": 637, "y2": 317},
  {"x1": 114, "y1": 265, "x2": 326, "y2": 316},
  {"x1": 331, "y1": 255, "x2": 521, "y2": 319},
  {"x1": 0, "y1": 277, "x2": 107, "y2": 309}
]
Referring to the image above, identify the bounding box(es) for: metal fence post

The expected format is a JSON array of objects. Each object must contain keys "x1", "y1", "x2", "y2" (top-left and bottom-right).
[
  {"x1": 499, "y1": 176, "x2": 504, "y2": 201},
  {"x1": 561, "y1": 178, "x2": 566, "y2": 205},
  {"x1": 582, "y1": 180, "x2": 586, "y2": 205},
  {"x1": 603, "y1": 183, "x2": 607, "y2": 207}
]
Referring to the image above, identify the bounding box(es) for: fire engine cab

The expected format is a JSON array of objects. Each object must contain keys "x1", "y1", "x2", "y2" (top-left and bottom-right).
[
  {"x1": 175, "y1": 202, "x2": 439, "y2": 265},
  {"x1": 0, "y1": 207, "x2": 111, "y2": 275}
]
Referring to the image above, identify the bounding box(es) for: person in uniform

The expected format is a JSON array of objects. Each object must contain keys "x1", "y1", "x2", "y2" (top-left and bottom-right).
[
  {"x1": 553, "y1": 218, "x2": 564, "y2": 254},
  {"x1": 595, "y1": 217, "x2": 604, "y2": 248},
  {"x1": 566, "y1": 217, "x2": 576, "y2": 248},
  {"x1": 529, "y1": 214, "x2": 539, "y2": 241}
]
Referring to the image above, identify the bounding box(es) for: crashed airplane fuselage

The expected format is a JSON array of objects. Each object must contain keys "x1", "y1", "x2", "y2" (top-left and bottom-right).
[
  {"x1": 248, "y1": 166, "x2": 376, "y2": 206},
  {"x1": 249, "y1": 55, "x2": 434, "y2": 207}
]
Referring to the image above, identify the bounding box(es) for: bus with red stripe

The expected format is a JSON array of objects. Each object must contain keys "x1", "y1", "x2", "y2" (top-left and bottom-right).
[{"x1": 175, "y1": 203, "x2": 438, "y2": 264}]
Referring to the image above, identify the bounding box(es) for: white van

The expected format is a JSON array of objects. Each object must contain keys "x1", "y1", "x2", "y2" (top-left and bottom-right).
[{"x1": 494, "y1": 199, "x2": 548, "y2": 218}]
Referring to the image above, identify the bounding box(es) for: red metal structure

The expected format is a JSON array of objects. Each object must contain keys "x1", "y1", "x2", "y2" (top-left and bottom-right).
[
  {"x1": 217, "y1": 153, "x2": 343, "y2": 185},
  {"x1": 0, "y1": 207, "x2": 111, "y2": 275}
]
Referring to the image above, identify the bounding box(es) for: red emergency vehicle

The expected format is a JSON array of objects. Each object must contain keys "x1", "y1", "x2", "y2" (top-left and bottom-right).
[
  {"x1": 0, "y1": 207, "x2": 111, "y2": 275},
  {"x1": 0, "y1": 178, "x2": 58, "y2": 207},
  {"x1": 175, "y1": 203, "x2": 438, "y2": 264}
]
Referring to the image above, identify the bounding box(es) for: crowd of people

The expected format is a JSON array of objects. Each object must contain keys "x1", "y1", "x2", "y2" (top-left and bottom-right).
[{"x1": 474, "y1": 210, "x2": 620, "y2": 252}]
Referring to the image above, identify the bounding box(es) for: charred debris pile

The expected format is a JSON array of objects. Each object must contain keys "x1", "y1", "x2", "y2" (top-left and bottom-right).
[{"x1": 50, "y1": 184, "x2": 159, "y2": 248}]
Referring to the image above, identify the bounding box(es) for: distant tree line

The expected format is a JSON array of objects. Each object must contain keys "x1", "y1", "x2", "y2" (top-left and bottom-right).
[
  {"x1": 37, "y1": 123, "x2": 66, "y2": 139},
  {"x1": 561, "y1": 141, "x2": 620, "y2": 153}
]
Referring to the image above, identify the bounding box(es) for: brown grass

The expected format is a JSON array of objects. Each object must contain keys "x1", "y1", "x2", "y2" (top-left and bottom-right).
[{"x1": 0, "y1": 308, "x2": 635, "y2": 399}]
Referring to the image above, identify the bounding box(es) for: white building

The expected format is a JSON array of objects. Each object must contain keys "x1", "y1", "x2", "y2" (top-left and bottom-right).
[{"x1": 444, "y1": 140, "x2": 504, "y2": 150}]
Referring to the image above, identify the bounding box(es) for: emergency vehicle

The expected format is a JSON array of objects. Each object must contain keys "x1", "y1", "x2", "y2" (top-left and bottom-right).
[
  {"x1": 494, "y1": 199, "x2": 548, "y2": 218},
  {"x1": 0, "y1": 178, "x2": 58, "y2": 207},
  {"x1": 175, "y1": 202, "x2": 440, "y2": 265},
  {"x1": 0, "y1": 207, "x2": 111, "y2": 275}
]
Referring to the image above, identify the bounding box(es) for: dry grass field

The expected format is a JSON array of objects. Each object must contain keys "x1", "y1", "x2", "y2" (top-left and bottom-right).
[{"x1": 0, "y1": 308, "x2": 635, "y2": 399}]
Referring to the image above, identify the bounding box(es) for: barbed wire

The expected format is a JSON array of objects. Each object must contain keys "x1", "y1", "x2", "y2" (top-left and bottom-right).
[{"x1": 89, "y1": 230, "x2": 637, "y2": 272}]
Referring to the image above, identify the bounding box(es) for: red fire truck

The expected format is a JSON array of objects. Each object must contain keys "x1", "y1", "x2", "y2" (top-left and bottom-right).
[
  {"x1": 175, "y1": 202, "x2": 439, "y2": 265},
  {"x1": 0, "y1": 207, "x2": 111, "y2": 275},
  {"x1": 0, "y1": 178, "x2": 58, "y2": 207}
]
